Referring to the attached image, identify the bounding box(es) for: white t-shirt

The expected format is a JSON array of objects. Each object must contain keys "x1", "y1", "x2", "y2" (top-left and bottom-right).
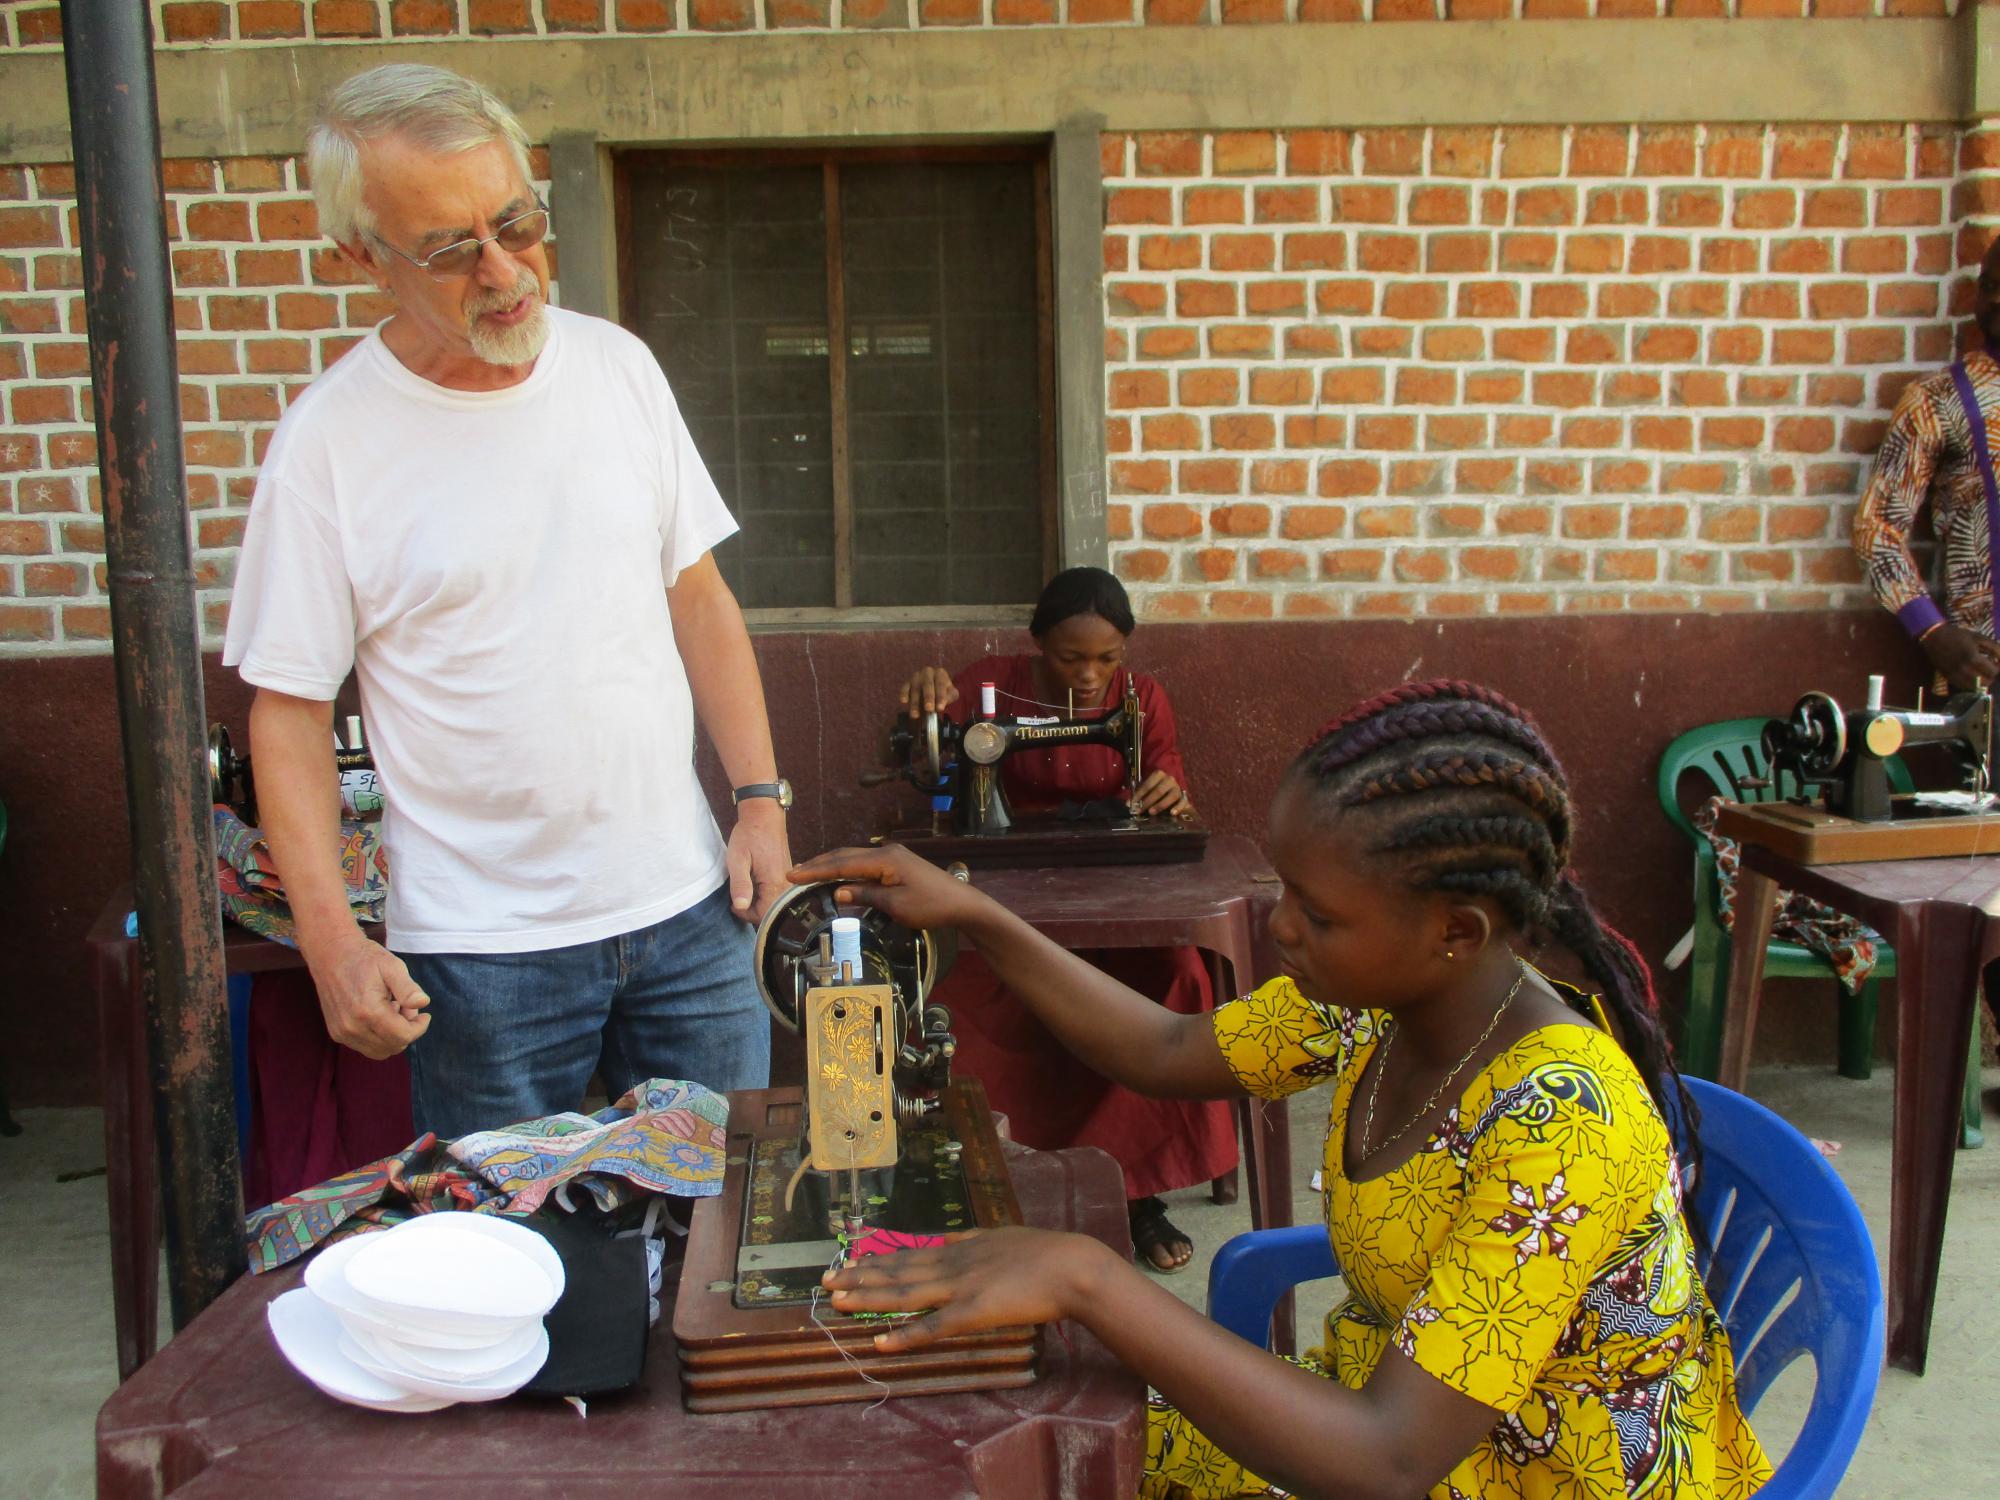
[{"x1": 222, "y1": 307, "x2": 736, "y2": 953}]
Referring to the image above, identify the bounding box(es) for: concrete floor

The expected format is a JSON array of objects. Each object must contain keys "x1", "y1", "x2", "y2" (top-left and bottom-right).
[{"x1": 1, "y1": 1065, "x2": 1992, "y2": 1498}]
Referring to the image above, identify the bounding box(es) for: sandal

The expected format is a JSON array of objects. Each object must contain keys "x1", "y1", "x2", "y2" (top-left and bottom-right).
[{"x1": 1129, "y1": 1195, "x2": 1194, "y2": 1275}]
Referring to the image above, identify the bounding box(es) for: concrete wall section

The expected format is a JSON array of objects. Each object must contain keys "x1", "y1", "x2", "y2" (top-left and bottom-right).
[{"x1": 0, "y1": 23, "x2": 1972, "y2": 164}]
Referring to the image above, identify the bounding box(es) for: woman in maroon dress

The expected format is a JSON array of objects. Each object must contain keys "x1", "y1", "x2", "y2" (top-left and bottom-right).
[{"x1": 896, "y1": 568, "x2": 1238, "y2": 1271}]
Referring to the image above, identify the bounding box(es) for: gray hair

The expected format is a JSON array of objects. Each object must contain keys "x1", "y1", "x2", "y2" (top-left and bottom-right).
[{"x1": 307, "y1": 64, "x2": 535, "y2": 245}]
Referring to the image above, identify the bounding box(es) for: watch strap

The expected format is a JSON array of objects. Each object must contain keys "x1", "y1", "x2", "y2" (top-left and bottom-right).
[{"x1": 731, "y1": 781, "x2": 788, "y2": 805}]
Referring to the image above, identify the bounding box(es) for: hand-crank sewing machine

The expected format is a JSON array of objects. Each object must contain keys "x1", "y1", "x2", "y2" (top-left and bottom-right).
[
  {"x1": 1712, "y1": 676, "x2": 2000, "y2": 864},
  {"x1": 671, "y1": 880, "x2": 1036, "y2": 1411},
  {"x1": 864, "y1": 684, "x2": 1207, "y2": 868}
]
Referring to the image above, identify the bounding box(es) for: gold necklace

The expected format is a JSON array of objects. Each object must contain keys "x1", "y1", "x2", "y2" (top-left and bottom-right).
[{"x1": 1359, "y1": 957, "x2": 1529, "y2": 1160}]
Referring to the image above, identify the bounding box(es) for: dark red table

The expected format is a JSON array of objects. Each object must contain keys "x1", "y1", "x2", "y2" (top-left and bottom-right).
[
  {"x1": 95, "y1": 1141, "x2": 1145, "y2": 1500},
  {"x1": 91, "y1": 834, "x2": 1293, "y2": 1377},
  {"x1": 1717, "y1": 846, "x2": 2000, "y2": 1373},
  {"x1": 967, "y1": 832, "x2": 1291, "y2": 1231},
  {"x1": 968, "y1": 832, "x2": 1296, "y2": 1353}
]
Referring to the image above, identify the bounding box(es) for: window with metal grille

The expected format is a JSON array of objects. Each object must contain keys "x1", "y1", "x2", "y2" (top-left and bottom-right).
[{"x1": 619, "y1": 148, "x2": 1056, "y2": 616}]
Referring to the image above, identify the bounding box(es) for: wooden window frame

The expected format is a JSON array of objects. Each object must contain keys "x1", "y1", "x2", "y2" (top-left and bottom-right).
[{"x1": 614, "y1": 143, "x2": 1060, "y2": 622}]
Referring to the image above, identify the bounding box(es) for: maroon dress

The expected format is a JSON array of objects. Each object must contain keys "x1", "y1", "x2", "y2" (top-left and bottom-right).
[{"x1": 930, "y1": 654, "x2": 1239, "y2": 1201}]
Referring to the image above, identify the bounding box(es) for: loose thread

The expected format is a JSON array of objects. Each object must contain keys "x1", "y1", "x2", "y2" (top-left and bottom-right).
[
  {"x1": 989, "y1": 684, "x2": 1118, "y2": 717},
  {"x1": 808, "y1": 1239, "x2": 893, "y2": 1411}
]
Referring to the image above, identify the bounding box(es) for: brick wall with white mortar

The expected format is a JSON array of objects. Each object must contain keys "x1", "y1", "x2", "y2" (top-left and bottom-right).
[
  {"x1": 0, "y1": 150, "x2": 554, "y2": 649},
  {"x1": 1100, "y1": 122, "x2": 1985, "y2": 620},
  {"x1": 0, "y1": 1, "x2": 1972, "y2": 48},
  {"x1": 2, "y1": 11, "x2": 1995, "y2": 651}
]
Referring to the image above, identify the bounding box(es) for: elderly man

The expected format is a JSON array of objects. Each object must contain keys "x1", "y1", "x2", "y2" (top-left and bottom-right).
[
  {"x1": 1854, "y1": 236, "x2": 2000, "y2": 690},
  {"x1": 223, "y1": 64, "x2": 788, "y2": 1136}
]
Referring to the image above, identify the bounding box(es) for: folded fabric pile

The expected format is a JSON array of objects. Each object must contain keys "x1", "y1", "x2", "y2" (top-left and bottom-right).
[
  {"x1": 244, "y1": 1077, "x2": 730, "y2": 1273},
  {"x1": 269, "y1": 1212, "x2": 564, "y2": 1413},
  {"x1": 213, "y1": 803, "x2": 387, "y2": 947}
]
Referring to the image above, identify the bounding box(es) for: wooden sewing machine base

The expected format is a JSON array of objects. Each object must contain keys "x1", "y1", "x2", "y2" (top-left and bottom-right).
[
  {"x1": 1714, "y1": 801, "x2": 2000, "y2": 866},
  {"x1": 672, "y1": 1079, "x2": 1038, "y2": 1411},
  {"x1": 886, "y1": 815, "x2": 1209, "y2": 869}
]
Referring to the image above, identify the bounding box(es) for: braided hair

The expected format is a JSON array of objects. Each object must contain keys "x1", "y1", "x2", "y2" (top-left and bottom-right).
[{"x1": 1292, "y1": 679, "x2": 1699, "y2": 1150}]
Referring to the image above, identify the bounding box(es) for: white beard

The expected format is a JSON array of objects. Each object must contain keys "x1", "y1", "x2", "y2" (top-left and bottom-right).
[{"x1": 466, "y1": 278, "x2": 549, "y2": 366}]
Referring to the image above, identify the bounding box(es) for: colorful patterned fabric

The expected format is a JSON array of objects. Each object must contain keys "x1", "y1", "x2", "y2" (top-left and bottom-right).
[
  {"x1": 447, "y1": 1078, "x2": 730, "y2": 1215},
  {"x1": 1854, "y1": 349, "x2": 2000, "y2": 641},
  {"x1": 1693, "y1": 796, "x2": 1884, "y2": 993},
  {"x1": 243, "y1": 1078, "x2": 729, "y2": 1272},
  {"x1": 242, "y1": 1132, "x2": 456, "y2": 1273},
  {"x1": 1141, "y1": 978, "x2": 1771, "y2": 1500},
  {"x1": 212, "y1": 804, "x2": 388, "y2": 948}
]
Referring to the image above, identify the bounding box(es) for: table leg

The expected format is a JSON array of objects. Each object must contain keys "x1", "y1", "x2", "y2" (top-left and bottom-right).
[
  {"x1": 1716, "y1": 867, "x2": 1779, "y2": 1094},
  {"x1": 1885, "y1": 903, "x2": 1984, "y2": 1374},
  {"x1": 94, "y1": 939, "x2": 158, "y2": 1381},
  {"x1": 1210, "y1": 1164, "x2": 1240, "y2": 1205}
]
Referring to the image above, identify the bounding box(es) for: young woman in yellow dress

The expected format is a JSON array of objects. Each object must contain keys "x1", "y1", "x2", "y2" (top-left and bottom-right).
[{"x1": 792, "y1": 680, "x2": 1771, "y2": 1499}]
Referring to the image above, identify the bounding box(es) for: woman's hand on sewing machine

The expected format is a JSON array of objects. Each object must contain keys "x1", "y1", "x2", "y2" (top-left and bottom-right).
[
  {"x1": 898, "y1": 666, "x2": 961, "y2": 720},
  {"x1": 789, "y1": 844, "x2": 989, "y2": 931},
  {"x1": 822, "y1": 1226, "x2": 1118, "y2": 1352},
  {"x1": 1921, "y1": 622, "x2": 2000, "y2": 691},
  {"x1": 1130, "y1": 769, "x2": 1194, "y2": 820}
]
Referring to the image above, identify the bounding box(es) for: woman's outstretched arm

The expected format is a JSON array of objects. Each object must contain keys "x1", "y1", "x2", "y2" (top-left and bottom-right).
[
  {"x1": 825, "y1": 1227, "x2": 1501, "y2": 1500},
  {"x1": 788, "y1": 845, "x2": 1242, "y2": 1101}
]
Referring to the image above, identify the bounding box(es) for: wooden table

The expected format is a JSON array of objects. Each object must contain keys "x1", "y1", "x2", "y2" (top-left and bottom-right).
[
  {"x1": 1718, "y1": 846, "x2": 1999, "y2": 1373},
  {"x1": 96, "y1": 1141, "x2": 1145, "y2": 1500}
]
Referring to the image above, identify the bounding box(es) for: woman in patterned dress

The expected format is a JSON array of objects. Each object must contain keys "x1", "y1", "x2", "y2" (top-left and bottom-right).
[{"x1": 796, "y1": 681, "x2": 1771, "y2": 1499}]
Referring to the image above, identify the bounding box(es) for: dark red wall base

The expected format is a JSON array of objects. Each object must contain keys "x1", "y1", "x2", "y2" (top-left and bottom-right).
[{"x1": 0, "y1": 609, "x2": 1932, "y2": 1105}]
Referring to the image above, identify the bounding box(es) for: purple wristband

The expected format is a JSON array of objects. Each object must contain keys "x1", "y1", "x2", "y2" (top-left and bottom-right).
[{"x1": 1896, "y1": 595, "x2": 1948, "y2": 640}]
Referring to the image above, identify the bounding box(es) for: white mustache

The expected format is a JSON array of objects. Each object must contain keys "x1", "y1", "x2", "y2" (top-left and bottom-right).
[{"x1": 467, "y1": 275, "x2": 538, "y2": 316}]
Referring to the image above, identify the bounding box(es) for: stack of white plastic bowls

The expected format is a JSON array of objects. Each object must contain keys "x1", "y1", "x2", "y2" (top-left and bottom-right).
[{"x1": 267, "y1": 1213, "x2": 564, "y2": 1413}]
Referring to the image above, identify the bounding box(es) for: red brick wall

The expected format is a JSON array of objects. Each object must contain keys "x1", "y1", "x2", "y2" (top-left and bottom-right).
[
  {"x1": 0, "y1": 150, "x2": 554, "y2": 648},
  {"x1": 1, "y1": 14, "x2": 1989, "y2": 653},
  {"x1": 1, "y1": 1, "x2": 1980, "y2": 47},
  {"x1": 7, "y1": 113, "x2": 1993, "y2": 645},
  {"x1": 1101, "y1": 122, "x2": 1980, "y2": 619},
  {"x1": 0, "y1": 1, "x2": 1969, "y2": 48}
]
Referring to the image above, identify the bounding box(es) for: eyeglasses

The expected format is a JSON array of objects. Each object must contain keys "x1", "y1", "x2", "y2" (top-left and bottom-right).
[{"x1": 372, "y1": 204, "x2": 550, "y2": 281}]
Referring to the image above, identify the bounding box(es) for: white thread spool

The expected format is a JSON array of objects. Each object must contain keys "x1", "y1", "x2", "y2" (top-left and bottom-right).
[
  {"x1": 980, "y1": 681, "x2": 997, "y2": 718},
  {"x1": 1867, "y1": 675, "x2": 1884, "y2": 712},
  {"x1": 830, "y1": 916, "x2": 862, "y2": 984}
]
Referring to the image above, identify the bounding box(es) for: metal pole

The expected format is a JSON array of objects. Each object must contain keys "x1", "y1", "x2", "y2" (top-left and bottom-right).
[{"x1": 60, "y1": 0, "x2": 244, "y2": 1329}]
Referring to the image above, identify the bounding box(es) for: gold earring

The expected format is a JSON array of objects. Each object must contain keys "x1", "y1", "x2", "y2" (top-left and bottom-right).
[{"x1": 1444, "y1": 949, "x2": 1455, "y2": 960}]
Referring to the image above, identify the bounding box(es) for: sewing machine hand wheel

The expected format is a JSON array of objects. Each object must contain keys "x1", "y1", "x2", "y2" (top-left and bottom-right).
[
  {"x1": 1783, "y1": 690, "x2": 1846, "y2": 776},
  {"x1": 208, "y1": 723, "x2": 255, "y2": 816},
  {"x1": 881, "y1": 710, "x2": 952, "y2": 796},
  {"x1": 752, "y1": 880, "x2": 941, "y2": 1035}
]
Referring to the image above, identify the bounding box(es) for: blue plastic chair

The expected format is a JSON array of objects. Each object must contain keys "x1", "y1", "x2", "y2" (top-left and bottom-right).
[{"x1": 1207, "y1": 1078, "x2": 1884, "y2": 1500}]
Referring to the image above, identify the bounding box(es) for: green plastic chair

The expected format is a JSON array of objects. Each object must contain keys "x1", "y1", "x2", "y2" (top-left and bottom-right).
[{"x1": 1657, "y1": 718, "x2": 1983, "y2": 1149}]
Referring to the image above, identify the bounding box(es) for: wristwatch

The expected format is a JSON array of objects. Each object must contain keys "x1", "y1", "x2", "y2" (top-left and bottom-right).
[{"x1": 731, "y1": 779, "x2": 793, "y2": 811}]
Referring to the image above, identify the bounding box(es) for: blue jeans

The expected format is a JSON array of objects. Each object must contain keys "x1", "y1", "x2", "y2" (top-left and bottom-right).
[{"x1": 399, "y1": 884, "x2": 769, "y2": 1138}]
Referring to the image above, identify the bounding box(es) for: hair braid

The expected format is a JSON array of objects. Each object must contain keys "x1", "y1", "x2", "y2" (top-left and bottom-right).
[
  {"x1": 1308, "y1": 679, "x2": 1520, "y2": 746},
  {"x1": 1546, "y1": 873, "x2": 1701, "y2": 1161},
  {"x1": 1289, "y1": 679, "x2": 1698, "y2": 1158},
  {"x1": 1379, "y1": 813, "x2": 1561, "y2": 883},
  {"x1": 1306, "y1": 698, "x2": 1562, "y2": 780}
]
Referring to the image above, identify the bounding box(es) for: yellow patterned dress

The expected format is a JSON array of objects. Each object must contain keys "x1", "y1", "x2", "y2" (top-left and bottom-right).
[{"x1": 1143, "y1": 977, "x2": 1772, "y2": 1500}]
